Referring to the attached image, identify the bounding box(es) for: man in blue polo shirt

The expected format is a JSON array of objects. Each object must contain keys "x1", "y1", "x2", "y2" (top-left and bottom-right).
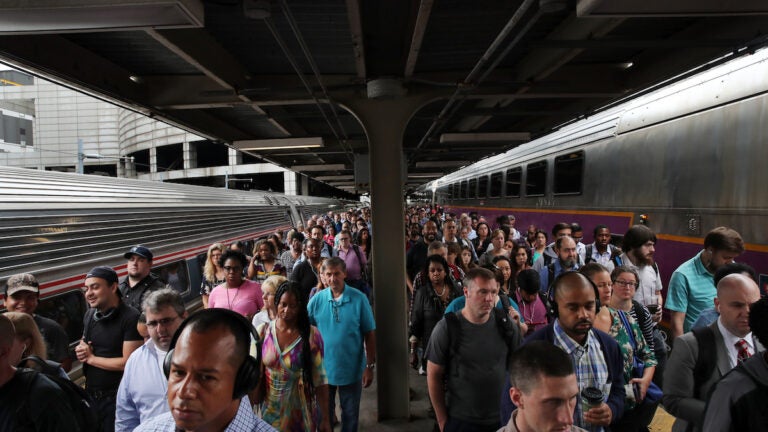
[
  {"x1": 307, "y1": 257, "x2": 376, "y2": 432},
  {"x1": 666, "y1": 227, "x2": 745, "y2": 340}
]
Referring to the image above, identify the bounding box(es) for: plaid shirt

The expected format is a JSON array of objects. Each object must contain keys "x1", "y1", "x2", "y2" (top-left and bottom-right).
[
  {"x1": 553, "y1": 321, "x2": 610, "y2": 432},
  {"x1": 134, "y1": 397, "x2": 276, "y2": 432}
]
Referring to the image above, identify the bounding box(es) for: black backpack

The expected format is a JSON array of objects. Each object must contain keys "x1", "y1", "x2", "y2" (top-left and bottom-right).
[
  {"x1": 444, "y1": 309, "x2": 520, "y2": 374},
  {"x1": 19, "y1": 356, "x2": 99, "y2": 432}
]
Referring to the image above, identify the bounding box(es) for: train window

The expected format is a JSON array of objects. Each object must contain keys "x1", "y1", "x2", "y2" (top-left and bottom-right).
[
  {"x1": 460, "y1": 180, "x2": 468, "y2": 199},
  {"x1": 36, "y1": 290, "x2": 87, "y2": 345},
  {"x1": 468, "y1": 178, "x2": 478, "y2": 198},
  {"x1": 451, "y1": 183, "x2": 457, "y2": 199},
  {"x1": 554, "y1": 151, "x2": 584, "y2": 195},
  {"x1": 478, "y1": 175, "x2": 488, "y2": 198},
  {"x1": 526, "y1": 161, "x2": 547, "y2": 196},
  {"x1": 154, "y1": 260, "x2": 190, "y2": 295},
  {"x1": 505, "y1": 167, "x2": 521, "y2": 197},
  {"x1": 489, "y1": 172, "x2": 502, "y2": 197}
]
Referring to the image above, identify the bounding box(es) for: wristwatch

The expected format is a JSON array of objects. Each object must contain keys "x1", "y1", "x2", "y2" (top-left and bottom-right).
[{"x1": 365, "y1": 362, "x2": 376, "y2": 370}]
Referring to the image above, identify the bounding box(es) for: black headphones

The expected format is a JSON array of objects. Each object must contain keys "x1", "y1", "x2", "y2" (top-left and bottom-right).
[
  {"x1": 546, "y1": 271, "x2": 601, "y2": 318},
  {"x1": 163, "y1": 308, "x2": 261, "y2": 400}
]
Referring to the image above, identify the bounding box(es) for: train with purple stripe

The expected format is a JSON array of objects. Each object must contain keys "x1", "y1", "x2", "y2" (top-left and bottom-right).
[{"x1": 418, "y1": 48, "x2": 768, "y2": 293}]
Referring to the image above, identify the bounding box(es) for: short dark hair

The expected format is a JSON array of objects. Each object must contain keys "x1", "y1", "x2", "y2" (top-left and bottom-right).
[
  {"x1": 593, "y1": 224, "x2": 609, "y2": 237},
  {"x1": 289, "y1": 231, "x2": 305, "y2": 242},
  {"x1": 324, "y1": 256, "x2": 346, "y2": 272},
  {"x1": 218, "y1": 249, "x2": 247, "y2": 269},
  {"x1": 517, "y1": 269, "x2": 540, "y2": 294},
  {"x1": 571, "y1": 223, "x2": 583, "y2": 233},
  {"x1": 552, "y1": 222, "x2": 571, "y2": 237},
  {"x1": 749, "y1": 297, "x2": 768, "y2": 347},
  {"x1": 311, "y1": 225, "x2": 326, "y2": 235},
  {"x1": 183, "y1": 309, "x2": 250, "y2": 369},
  {"x1": 704, "y1": 227, "x2": 744, "y2": 255},
  {"x1": 714, "y1": 262, "x2": 756, "y2": 286},
  {"x1": 508, "y1": 340, "x2": 574, "y2": 393},
  {"x1": 622, "y1": 225, "x2": 656, "y2": 252},
  {"x1": 424, "y1": 254, "x2": 450, "y2": 281}
]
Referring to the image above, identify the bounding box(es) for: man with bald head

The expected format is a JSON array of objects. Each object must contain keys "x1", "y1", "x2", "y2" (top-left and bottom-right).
[
  {"x1": 663, "y1": 273, "x2": 763, "y2": 432},
  {"x1": 0, "y1": 314, "x2": 80, "y2": 430}
]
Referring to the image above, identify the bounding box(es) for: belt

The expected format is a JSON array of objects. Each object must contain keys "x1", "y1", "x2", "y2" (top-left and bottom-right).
[{"x1": 87, "y1": 389, "x2": 118, "y2": 399}]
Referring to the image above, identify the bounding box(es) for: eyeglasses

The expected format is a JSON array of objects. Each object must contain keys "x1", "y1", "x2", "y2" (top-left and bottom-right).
[
  {"x1": 146, "y1": 316, "x2": 180, "y2": 329},
  {"x1": 614, "y1": 279, "x2": 638, "y2": 288},
  {"x1": 223, "y1": 266, "x2": 242, "y2": 273}
]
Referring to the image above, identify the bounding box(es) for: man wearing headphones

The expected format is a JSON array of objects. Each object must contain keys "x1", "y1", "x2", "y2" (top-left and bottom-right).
[
  {"x1": 135, "y1": 308, "x2": 276, "y2": 432},
  {"x1": 500, "y1": 271, "x2": 625, "y2": 432}
]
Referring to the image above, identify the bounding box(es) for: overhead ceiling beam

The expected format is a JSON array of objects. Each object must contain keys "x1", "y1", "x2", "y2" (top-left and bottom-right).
[
  {"x1": 408, "y1": 173, "x2": 443, "y2": 178},
  {"x1": 292, "y1": 164, "x2": 347, "y2": 171},
  {"x1": 531, "y1": 38, "x2": 747, "y2": 49},
  {"x1": 415, "y1": 160, "x2": 468, "y2": 168},
  {"x1": 315, "y1": 175, "x2": 355, "y2": 181},
  {"x1": 145, "y1": 28, "x2": 291, "y2": 136},
  {"x1": 0, "y1": 0, "x2": 204, "y2": 33},
  {"x1": 345, "y1": 0, "x2": 366, "y2": 79},
  {"x1": 404, "y1": 0, "x2": 434, "y2": 78},
  {"x1": 440, "y1": 132, "x2": 530, "y2": 143},
  {"x1": 577, "y1": 0, "x2": 768, "y2": 17}
]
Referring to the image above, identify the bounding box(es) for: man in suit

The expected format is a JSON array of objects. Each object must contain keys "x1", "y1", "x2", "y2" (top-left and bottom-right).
[{"x1": 662, "y1": 273, "x2": 762, "y2": 432}]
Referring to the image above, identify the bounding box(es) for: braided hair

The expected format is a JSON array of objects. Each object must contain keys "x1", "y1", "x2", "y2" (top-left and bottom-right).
[{"x1": 274, "y1": 281, "x2": 315, "y2": 394}]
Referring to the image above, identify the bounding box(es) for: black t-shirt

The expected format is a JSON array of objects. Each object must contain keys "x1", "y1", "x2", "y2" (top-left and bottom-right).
[
  {"x1": 33, "y1": 314, "x2": 70, "y2": 363},
  {"x1": 0, "y1": 368, "x2": 81, "y2": 431},
  {"x1": 83, "y1": 302, "x2": 142, "y2": 391},
  {"x1": 290, "y1": 260, "x2": 318, "y2": 300}
]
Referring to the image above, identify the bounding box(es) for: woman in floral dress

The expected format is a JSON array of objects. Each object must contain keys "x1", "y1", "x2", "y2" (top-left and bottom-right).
[{"x1": 258, "y1": 281, "x2": 330, "y2": 432}]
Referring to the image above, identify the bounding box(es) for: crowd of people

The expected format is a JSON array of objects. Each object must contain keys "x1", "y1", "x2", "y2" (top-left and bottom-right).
[
  {"x1": 405, "y1": 205, "x2": 767, "y2": 432},
  {"x1": 0, "y1": 208, "x2": 376, "y2": 432},
  {"x1": 2, "y1": 202, "x2": 768, "y2": 432}
]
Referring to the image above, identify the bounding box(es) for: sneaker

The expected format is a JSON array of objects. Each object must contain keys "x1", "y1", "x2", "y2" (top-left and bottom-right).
[{"x1": 419, "y1": 366, "x2": 426, "y2": 376}]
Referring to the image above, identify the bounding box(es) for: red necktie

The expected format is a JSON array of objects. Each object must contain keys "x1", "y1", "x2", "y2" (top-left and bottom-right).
[{"x1": 735, "y1": 339, "x2": 752, "y2": 364}]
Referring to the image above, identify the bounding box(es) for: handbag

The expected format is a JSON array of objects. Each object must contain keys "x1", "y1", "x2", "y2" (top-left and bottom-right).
[{"x1": 618, "y1": 310, "x2": 663, "y2": 404}]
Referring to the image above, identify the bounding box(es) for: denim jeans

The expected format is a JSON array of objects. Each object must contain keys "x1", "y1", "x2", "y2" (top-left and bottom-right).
[{"x1": 328, "y1": 380, "x2": 363, "y2": 432}]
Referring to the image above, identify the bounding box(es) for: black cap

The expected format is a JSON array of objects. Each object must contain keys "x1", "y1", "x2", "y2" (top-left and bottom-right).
[
  {"x1": 124, "y1": 245, "x2": 153, "y2": 261},
  {"x1": 86, "y1": 266, "x2": 119, "y2": 286}
]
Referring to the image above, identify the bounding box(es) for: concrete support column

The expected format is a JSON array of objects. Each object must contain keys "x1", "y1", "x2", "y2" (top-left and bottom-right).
[
  {"x1": 149, "y1": 147, "x2": 157, "y2": 173},
  {"x1": 284, "y1": 171, "x2": 298, "y2": 195},
  {"x1": 184, "y1": 141, "x2": 197, "y2": 169},
  {"x1": 342, "y1": 94, "x2": 434, "y2": 421}
]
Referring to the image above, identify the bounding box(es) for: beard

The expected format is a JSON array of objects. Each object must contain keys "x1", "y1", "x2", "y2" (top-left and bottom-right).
[
  {"x1": 560, "y1": 258, "x2": 575, "y2": 269},
  {"x1": 424, "y1": 233, "x2": 437, "y2": 242}
]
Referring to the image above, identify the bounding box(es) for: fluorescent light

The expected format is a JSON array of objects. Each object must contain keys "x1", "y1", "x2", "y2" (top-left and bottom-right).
[
  {"x1": 0, "y1": 0, "x2": 204, "y2": 33},
  {"x1": 234, "y1": 137, "x2": 324, "y2": 151}
]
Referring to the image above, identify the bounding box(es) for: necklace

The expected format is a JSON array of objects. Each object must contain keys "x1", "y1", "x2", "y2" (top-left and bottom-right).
[
  {"x1": 226, "y1": 283, "x2": 241, "y2": 310},
  {"x1": 433, "y1": 282, "x2": 446, "y2": 297}
]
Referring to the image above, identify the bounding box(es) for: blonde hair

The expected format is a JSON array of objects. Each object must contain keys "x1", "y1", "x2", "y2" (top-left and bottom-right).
[
  {"x1": 261, "y1": 275, "x2": 287, "y2": 295},
  {"x1": 203, "y1": 243, "x2": 224, "y2": 282},
  {"x1": 4, "y1": 312, "x2": 47, "y2": 360}
]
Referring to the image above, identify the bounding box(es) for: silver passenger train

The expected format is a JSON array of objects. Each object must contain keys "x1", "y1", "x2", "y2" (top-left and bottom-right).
[
  {"x1": 0, "y1": 166, "x2": 357, "y2": 348},
  {"x1": 420, "y1": 48, "x2": 768, "y2": 288}
]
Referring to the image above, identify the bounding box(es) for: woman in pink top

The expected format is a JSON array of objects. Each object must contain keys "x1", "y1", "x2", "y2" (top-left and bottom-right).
[{"x1": 208, "y1": 249, "x2": 264, "y2": 320}]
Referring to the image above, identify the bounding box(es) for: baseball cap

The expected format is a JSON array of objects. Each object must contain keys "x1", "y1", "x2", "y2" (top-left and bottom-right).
[
  {"x1": 86, "y1": 266, "x2": 119, "y2": 286},
  {"x1": 5, "y1": 273, "x2": 40, "y2": 297},
  {"x1": 124, "y1": 245, "x2": 153, "y2": 261}
]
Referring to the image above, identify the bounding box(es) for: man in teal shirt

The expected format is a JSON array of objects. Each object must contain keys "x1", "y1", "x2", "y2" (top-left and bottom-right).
[
  {"x1": 666, "y1": 227, "x2": 744, "y2": 339},
  {"x1": 307, "y1": 257, "x2": 376, "y2": 432}
]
